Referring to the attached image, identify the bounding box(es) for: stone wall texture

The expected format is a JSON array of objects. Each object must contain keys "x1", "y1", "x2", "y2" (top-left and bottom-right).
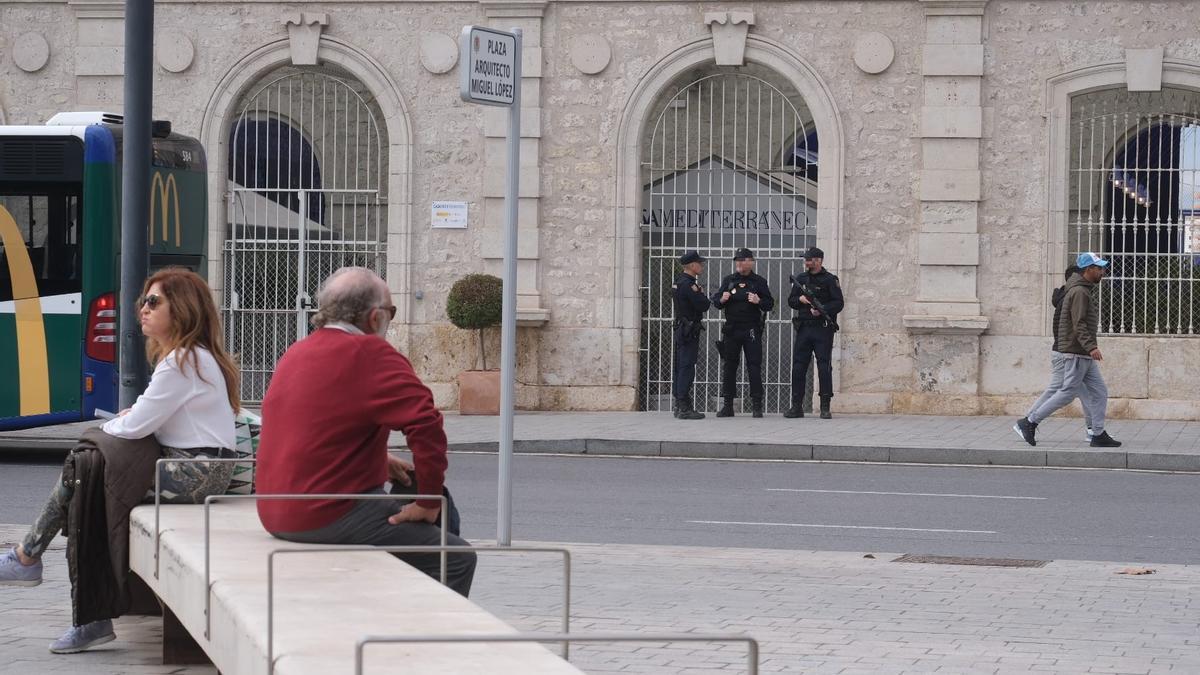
[{"x1": 2, "y1": 0, "x2": 1199, "y2": 417}]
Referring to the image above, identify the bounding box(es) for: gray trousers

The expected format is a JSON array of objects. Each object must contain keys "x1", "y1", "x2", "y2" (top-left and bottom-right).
[
  {"x1": 270, "y1": 487, "x2": 477, "y2": 598},
  {"x1": 1028, "y1": 353, "x2": 1108, "y2": 433},
  {"x1": 1026, "y1": 352, "x2": 1102, "y2": 429}
]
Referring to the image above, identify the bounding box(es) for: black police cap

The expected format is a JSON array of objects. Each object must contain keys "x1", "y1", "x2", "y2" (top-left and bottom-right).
[
  {"x1": 803, "y1": 247, "x2": 825, "y2": 259},
  {"x1": 679, "y1": 251, "x2": 706, "y2": 265},
  {"x1": 733, "y1": 247, "x2": 755, "y2": 261}
]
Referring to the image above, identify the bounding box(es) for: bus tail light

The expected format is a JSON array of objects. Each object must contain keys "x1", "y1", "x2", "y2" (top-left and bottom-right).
[{"x1": 86, "y1": 293, "x2": 117, "y2": 362}]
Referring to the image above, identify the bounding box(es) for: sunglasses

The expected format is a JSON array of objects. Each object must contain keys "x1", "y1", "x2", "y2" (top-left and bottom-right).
[
  {"x1": 138, "y1": 294, "x2": 163, "y2": 310},
  {"x1": 377, "y1": 305, "x2": 398, "y2": 320}
]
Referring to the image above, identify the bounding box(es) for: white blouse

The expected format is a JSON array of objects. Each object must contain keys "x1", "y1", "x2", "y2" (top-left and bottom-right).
[{"x1": 102, "y1": 347, "x2": 237, "y2": 449}]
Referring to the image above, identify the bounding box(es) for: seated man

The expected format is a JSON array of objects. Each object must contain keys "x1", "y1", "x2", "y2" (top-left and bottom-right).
[{"x1": 255, "y1": 267, "x2": 476, "y2": 596}]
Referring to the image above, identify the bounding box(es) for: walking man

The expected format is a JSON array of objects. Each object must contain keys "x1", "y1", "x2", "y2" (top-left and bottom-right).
[
  {"x1": 1025, "y1": 265, "x2": 1099, "y2": 442},
  {"x1": 711, "y1": 248, "x2": 774, "y2": 418},
  {"x1": 785, "y1": 247, "x2": 843, "y2": 419},
  {"x1": 1014, "y1": 253, "x2": 1122, "y2": 448},
  {"x1": 671, "y1": 250, "x2": 711, "y2": 420}
]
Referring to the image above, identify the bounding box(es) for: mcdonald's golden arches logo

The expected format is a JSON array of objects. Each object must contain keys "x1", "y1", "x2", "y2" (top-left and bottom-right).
[{"x1": 150, "y1": 171, "x2": 181, "y2": 247}]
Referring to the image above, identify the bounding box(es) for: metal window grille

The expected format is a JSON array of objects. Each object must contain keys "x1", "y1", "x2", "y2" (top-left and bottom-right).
[
  {"x1": 640, "y1": 70, "x2": 818, "y2": 414},
  {"x1": 222, "y1": 67, "x2": 388, "y2": 401},
  {"x1": 1068, "y1": 87, "x2": 1200, "y2": 336}
]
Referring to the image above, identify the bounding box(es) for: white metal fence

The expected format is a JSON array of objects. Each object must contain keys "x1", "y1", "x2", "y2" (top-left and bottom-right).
[
  {"x1": 222, "y1": 69, "x2": 387, "y2": 401},
  {"x1": 1069, "y1": 87, "x2": 1200, "y2": 335},
  {"x1": 640, "y1": 72, "x2": 818, "y2": 414}
]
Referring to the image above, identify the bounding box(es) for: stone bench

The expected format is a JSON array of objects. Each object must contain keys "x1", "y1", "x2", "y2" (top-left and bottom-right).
[{"x1": 128, "y1": 501, "x2": 584, "y2": 675}]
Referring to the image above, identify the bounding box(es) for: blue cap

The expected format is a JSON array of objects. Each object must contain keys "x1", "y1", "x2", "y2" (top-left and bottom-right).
[{"x1": 1076, "y1": 252, "x2": 1109, "y2": 269}]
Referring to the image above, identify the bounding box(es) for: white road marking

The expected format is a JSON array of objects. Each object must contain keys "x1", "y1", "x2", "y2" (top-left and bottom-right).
[
  {"x1": 687, "y1": 520, "x2": 998, "y2": 534},
  {"x1": 765, "y1": 488, "x2": 1046, "y2": 501}
]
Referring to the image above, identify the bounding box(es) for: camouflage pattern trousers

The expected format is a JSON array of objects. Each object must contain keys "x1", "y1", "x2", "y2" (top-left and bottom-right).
[{"x1": 20, "y1": 446, "x2": 235, "y2": 559}]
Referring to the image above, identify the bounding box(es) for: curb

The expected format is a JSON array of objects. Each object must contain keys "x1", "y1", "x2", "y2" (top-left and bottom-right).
[
  {"x1": 3, "y1": 437, "x2": 1198, "y2": 472},
  {"x1": 432, "y1": 438, "x2": 1200, "y2": 472}
]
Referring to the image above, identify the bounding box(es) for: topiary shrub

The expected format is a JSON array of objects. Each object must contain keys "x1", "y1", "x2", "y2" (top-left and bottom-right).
[{"x1": 446, "y1": 274, "x2": 503, "y2": 370}]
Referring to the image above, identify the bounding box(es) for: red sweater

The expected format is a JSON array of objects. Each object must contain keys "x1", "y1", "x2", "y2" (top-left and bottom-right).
[{"x1": 255, "y1": 328, "x2": 448, "y2": 533}]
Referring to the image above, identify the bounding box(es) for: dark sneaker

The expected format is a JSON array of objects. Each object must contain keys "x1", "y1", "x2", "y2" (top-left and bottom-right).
[
  {"x1": 716, "y1": 401, "x2": 734, "y2": 418},
  {"x1": 783, "y1": 405, "x2": 804, "y2": 419},
  {"x1": 751, "y1": 400, "x2": 764, "y2": 418},
  {"x1": 675, "y1": 400, "x2": 705, "y2": 420},
  {"x1": 1090, "y1": 431, "x2": 1122, "y2": 448},
  {"x1": 0, "y1": 547, "x2": 42, "y2": 587},
  {"x1": 1013, "y1": 418, "x2": 1037, "y2": 446},
  {"x1": 50, "y1": 620, "x2": 115, "y2": 654}
]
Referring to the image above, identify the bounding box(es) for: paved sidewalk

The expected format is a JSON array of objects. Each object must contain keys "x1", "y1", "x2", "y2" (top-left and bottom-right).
[
  {"x1": 0, "y1": 526, "x2": 215, "y2": 675},
  {"x1": 471, "y1": 540, "x2": 1200, "y2": 674},
  {"x1": 6, "y1": 411, "x2": 1198, "y2": 471},
  {"x1": 5, "y1": 524, "x2": 1196, "y2": 674}
]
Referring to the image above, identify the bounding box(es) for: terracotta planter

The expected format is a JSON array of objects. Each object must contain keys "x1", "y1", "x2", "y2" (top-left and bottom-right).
[{"x1": 458, "y1": 370, "x2": 501, "y2": 415}]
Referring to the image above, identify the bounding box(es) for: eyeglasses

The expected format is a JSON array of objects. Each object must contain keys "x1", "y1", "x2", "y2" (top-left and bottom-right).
[
  {"x1": 138, "y1": 294, "x2": 163, "y2": 310},
  {"x1": 377, "y1": 305, "x2": 398, "y2": 320}
]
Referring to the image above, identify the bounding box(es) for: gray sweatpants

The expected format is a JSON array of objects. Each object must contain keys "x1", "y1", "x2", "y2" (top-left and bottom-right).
[
  {"x1": 1028, "y1": 353, "x2": 1108, "y2": 433},
  {"x1": 1026, "y1": 352, "x2": 1101, "y2": 429}
]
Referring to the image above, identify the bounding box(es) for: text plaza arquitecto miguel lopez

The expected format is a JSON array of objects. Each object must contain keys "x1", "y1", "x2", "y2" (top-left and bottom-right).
[{"x1": 469, "y1": 32, "x2": 515, "y2": 102}]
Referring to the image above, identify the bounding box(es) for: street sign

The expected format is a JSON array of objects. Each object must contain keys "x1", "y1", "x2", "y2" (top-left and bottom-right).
[
  {"x1": 460, "y1": 26, "x2": 518, "y2": 107},
  {"x1": 459, "y1": 25, "x2": 523, "y2": 546}
]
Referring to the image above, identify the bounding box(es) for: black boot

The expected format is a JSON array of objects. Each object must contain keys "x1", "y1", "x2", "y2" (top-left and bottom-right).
[
  {"x1": 751, "y1": 399, "x2": 764, "y2": 418},
  {"x1": 819, "y1": 395, "x2": 832, "y2": 419},
  {"x1": 783, "y1": 402, "x2": 804, "y2": 418},
  {"x1": 676, "y1": 398, "x2": 705, "y2": 420},
  {"x1": 671, "y1": 398, "x2": 680, "y2": 418},
  {"x1": 716, "y1": 399, "x2": 735, "y2": 417}
]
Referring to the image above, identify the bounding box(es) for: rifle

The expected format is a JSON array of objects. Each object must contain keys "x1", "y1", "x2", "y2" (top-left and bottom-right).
[{"x1": 789, "y1": 275, "x2": 840, "y2": 332}]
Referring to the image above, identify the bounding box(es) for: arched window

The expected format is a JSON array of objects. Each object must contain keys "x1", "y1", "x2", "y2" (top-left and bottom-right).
[
  {"x1": 1068, "y1": 87, "x2": 1200, "y2": 334},
  {"x1": 228, "y1": 117, "x2": 324, "y2": 227}
]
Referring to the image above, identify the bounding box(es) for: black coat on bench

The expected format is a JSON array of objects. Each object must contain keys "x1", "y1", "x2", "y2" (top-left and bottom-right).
[{"x1": 64, "y1": 428, "x2": 160, "y2": 626}]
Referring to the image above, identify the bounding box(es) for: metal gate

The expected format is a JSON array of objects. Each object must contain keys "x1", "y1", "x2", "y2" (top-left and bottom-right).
[
  {"x1": 1069, "y1": 87, "x2": 1200, "y2": 336},
  {"x1": 223, "y1": 69, "x2": 387, "y2": 401},
  {"x1": 640, "y1": 72, "x2": 818, "y2": 414}
]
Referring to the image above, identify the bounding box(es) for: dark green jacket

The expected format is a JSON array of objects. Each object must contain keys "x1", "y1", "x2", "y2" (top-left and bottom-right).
[{"x1": 1054, "y1": 273, "x2": 1099, "y2": 356}]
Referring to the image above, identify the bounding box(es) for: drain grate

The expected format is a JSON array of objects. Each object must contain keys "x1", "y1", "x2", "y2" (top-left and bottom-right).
[{"x1": 892, "y1": 554, "x2": 1049, "y2": 568}]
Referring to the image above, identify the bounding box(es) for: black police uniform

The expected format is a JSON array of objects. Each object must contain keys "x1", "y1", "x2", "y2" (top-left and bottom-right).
[
  {"x1": 671, "y1": 256, "x2": 711, "y2": 413},
  {"x1": 712, "y1": 251, "x2": 774, "y2": 412},
  {"x1": 787, "y1": 258, "x2": 843, "y2": 415}
]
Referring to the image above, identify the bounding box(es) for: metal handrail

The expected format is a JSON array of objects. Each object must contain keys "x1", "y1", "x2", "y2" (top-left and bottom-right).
[
  {"x1": 202, "y1": 493, "x2": 447, "y2": 638},
  {"x1": 154, "y1": 457, "x2": 256, "y2": 578},
  {"x1": 355, "y1": 632, "x2": 760, "y2": 675},
  {"x1": 267, "y1": 546, "x2": 571, "y2": 673}
]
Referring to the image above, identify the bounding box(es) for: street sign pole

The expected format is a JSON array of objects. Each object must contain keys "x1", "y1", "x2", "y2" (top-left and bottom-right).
[
  {"x1": 496, "y1": 28, "x2": 522, "y2": 547},
  {"x1": 459, "y1": 25, "x2": 521, "y2": 546},
  {"x1": 119, "y1": 0, "x2": 153, "y2": 408}
]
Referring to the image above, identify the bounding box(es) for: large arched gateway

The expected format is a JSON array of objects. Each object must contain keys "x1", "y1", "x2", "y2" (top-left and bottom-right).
[
  {"x1": 639, "y1": 64, "x2": 818, "y2": 414},
  {"x1": 222, "y1": 65, "x2": 388, "y2": 401}
]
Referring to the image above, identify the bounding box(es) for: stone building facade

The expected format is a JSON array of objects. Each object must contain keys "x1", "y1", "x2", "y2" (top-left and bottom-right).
[{"x1": 1, "y1": 0, "x2": 1198, "y2": 418}]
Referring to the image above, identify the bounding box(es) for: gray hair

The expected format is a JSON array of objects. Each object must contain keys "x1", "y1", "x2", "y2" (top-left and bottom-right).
[{"x1": 311, "y1": 267, "x2": 389, "y2": 329}]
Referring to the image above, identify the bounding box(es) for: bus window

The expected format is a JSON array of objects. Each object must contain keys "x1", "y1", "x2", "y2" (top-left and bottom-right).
[{"x1": 0, "y1": 189, "x2": 82, "y2": 301}]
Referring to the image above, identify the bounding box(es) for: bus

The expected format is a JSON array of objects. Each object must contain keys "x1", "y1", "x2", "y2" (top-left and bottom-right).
[{"x1": 0, "y1": 112, "x2": 207, "y2": 430}]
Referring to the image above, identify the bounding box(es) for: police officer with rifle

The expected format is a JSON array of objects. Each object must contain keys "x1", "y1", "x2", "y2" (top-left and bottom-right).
[
  {"x1": 671, "y1": 251, "x2": 711, "y2": 419},
  {"x1": 785, "y1": 247, "x2": 843, "y2": 419},
  {"x1": 711, "y1": 248, "x2": 774, "y2": 418}
]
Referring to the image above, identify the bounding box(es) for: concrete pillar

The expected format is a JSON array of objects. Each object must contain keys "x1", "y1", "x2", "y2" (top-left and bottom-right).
[
  {"x1": 903, "y1": 0, "x2": 990, "y2": 410},
  {"x1": 480, "y1": 0, "x2": 551, "y2": 326},
  {"x1": 70, "y1": 0, "x2": 126, "y2": 110}
]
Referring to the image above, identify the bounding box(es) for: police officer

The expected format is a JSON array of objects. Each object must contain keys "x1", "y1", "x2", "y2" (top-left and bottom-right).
[
  {"x1": 785, "y1": 247, "x2": 843, "y2": 419},
  {"x1": 711, "y1": 248, "x2": 774, "y2": 418},
  {"x1": 671, "y1": 250, "x2": 711, "y2": 420}
]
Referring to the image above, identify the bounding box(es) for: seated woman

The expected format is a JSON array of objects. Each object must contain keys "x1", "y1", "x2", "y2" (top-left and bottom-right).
[{"x1": 0, "y1": 267, "x2": 240, "y2": 654}]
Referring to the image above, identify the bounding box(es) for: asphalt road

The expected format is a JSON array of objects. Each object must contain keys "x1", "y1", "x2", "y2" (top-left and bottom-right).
[{"x1": 3, "y1": 453, "x2": 1197, "y2": 564}]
